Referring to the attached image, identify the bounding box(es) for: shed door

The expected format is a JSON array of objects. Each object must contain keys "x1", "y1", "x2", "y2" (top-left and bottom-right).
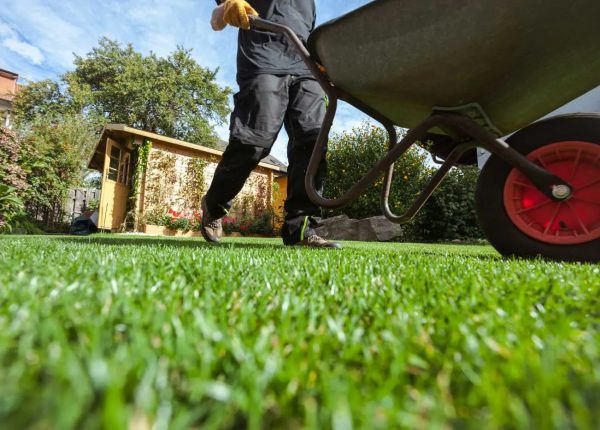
[{"x1": 98, "y1": 139, "x2": 131, "y2": 230}]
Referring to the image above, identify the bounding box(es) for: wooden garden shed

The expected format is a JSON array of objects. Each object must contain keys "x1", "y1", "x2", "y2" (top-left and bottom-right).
[{"x1": 88, "y1": 124, "x2": 288, "y2": 232}]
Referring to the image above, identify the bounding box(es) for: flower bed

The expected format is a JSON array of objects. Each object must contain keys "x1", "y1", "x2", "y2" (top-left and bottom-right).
[
  {"x1": 141, "y1": 208, "x2": 275, "y2": 237},
  {"x1": 222, "y1": 211, "x2": 274, "y2": 236},
  {"x1": 142, "y1": 224, "x2": 202, "y2": 237}
]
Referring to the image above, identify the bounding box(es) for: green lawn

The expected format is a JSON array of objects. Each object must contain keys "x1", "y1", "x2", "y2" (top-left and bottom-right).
[{"x1": 0, "y1": 235, "x2": 598, "y2": 429}]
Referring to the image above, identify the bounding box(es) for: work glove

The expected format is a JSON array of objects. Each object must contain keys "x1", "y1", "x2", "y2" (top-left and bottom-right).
[
  {"x1": 211, "y1": 4, "x2": 227, "y2": 31},
  {"x1": 222, "y1": 0, "x2": 258, "y2": 30}
]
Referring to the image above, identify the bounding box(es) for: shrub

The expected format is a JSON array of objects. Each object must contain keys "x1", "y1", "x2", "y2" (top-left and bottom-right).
[
  {"x1": 142, "y1": 207, "x2": 273, "y2": 235},
  {"x1": 142, "y1": 208, "x2": 201, "y2": 232},
  {"x1": 324, "y1": 123, "x2": 428, "y2": 219},
  {"x1": 165, "y1": 215, "x2": 191, "y2": 232},
  {"x1": 248, "y1": 211, "x2": 273, "y2": 235},
  {"x1": 406, "y1": 165, "x2": 484, "y2": 241},
  {"x1": 324, "y1": 123, "x2": 484, "y2": 242},
  {"x1": 239, "y1": 219, "x2": 252, "y2": 236},
  {"x1": 221, "y1": 216, "x2": 238, "y2": 234},
  {"x1": 10, "y1": 214, "x2": 45, "y2": 235},
  {"x1": 84, "y1": 199, "x2": 100, "y2": 211},
  {"x1": 0, "y1": 184, "x2": 23, "y2": 233},
  {"x1": 0, "y1": 128, "x2": 28, "y2": 195},
  {"x1": 14, "y1": 115, "x2": 97, "y2": 229}
]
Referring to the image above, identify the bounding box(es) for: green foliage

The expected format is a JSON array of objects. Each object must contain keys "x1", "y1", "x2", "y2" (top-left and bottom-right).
[
  {"x1": 165, "y1": 215, "x2": 192, "y2": 231},
  {"x1": 66, "y1": 38, "x2": 231, "y2": 147},
  {"x1": 142, "y1": 207, "x2": 273, "y2": 236},
  {"x1": 246, "y1": 211, "x2": 273, "y2": 235},
  {"x1": 182, "y1": 158, "x2": 207, "y2": 210},
  {"x1": 142, "y1": 208, "x2": 201, "y2": 232},
  {"x1": 125, "y1": 139, "x2": 152, "y2": 231},
  {"x1": 0, "y1": 127, "x2": 28, "y2": 193},
  {"x1": 324, "y1": 123, "x2": 428, "y2": 220},
  {"x1": 8, "y1": 214, "x2": 46, "y2": 235},
  {"x1": 85, "y1": 199, "x2": 100, "y2": 212},
  {"x1": 0, "y1": 235, "x2": 598, "y2": 429},
  {"x1": 222, "y1": 211, "x2": 274, "y2": 236},
  {"x1": 324, "y1": 123, "x2": 484, "y2": 242},
  {"x1": 17, "y1": 115, "x2": 98, "y2": 227},
  {"x1": 221, "y1": 216, "x2": 238, "y2": 234},
  {"x1": 13, "y1": 39, "x2": 231, "y2": 148},
  {"x1": 4, "y1": 110, "x2": 97, "y2": 231},
  {"x1": 408, "y1": 166, "x2": 484, "y2": 241},
  {"x1": 12, "y1": 80, "x2": 74, "y2": 124},
  {"x1": 0, "y1": 184, "x2": 23, "y2": 233}
]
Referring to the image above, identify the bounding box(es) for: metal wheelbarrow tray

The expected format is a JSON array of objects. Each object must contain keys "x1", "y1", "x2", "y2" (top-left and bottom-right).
[{"x1": 250, "y1": 0, "x2": 600, "y2": 262}]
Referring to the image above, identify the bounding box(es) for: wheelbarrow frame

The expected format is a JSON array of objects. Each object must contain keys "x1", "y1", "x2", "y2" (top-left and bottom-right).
[{"x1": 248, "y1": 17, "x2": 573, "y2": 225}]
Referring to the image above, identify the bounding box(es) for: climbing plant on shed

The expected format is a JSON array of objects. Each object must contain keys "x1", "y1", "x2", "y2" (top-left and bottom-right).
[
  {"x1": 181, "y1": 158, "x2": 207, "y2": 211},
  {"x1": 124, "y1": 139, "x2": 152, "y2": 231}
]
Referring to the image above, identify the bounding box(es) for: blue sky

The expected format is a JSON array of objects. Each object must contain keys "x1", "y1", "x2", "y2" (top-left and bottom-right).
[{"x1": 0, "y1": 0, "x2": 373, "y2": 163}]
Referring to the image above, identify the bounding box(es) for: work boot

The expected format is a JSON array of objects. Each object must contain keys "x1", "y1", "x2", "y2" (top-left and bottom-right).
[
  {"x1": 295, "y1": 234, "x2": 342, "y2": 249},
  {"x1": 201, "y1": 196, "x2": 223, "y2": 243}
]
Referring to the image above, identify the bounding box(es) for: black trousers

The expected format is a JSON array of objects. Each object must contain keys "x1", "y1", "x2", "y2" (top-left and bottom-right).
[{"x1": 204, "y1": 74, "x2": 327, "y2": 245}]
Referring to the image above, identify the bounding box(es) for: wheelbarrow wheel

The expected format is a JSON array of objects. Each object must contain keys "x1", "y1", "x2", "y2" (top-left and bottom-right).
[{"x1": 475, "y1": 114, "x2": 600, "y2": 262}]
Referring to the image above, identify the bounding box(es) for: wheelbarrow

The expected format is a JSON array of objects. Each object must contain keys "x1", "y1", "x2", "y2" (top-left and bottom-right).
[{"x1": 249, "y1": 0, "x2": 600, "y2": 262}]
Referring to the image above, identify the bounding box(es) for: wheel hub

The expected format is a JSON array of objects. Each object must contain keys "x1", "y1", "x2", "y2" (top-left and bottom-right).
[
  {"x1": 504, "y1": 141, "x2": 600, "y2": 245},
  {"x1": 551, "y1": 184, "x2": 572, "y2": 200}
]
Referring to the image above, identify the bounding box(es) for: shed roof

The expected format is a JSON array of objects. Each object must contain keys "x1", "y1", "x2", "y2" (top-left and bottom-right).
[{"x1": 89, "y1": 124, "x2": 287, "y2": 174}]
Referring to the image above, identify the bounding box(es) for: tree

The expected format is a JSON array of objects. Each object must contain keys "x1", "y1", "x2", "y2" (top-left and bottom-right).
[
  {"x1": 10, "y1": 37, "x2": 232, "y2": 230},
  {"x1": 67, "y1": 38, "x2": 231, "y2": 147},
  {"x1": 12, "y1": 80, "x2": 73, "y2": 124},
  {"x1": 13, "y1": 38, "x2": 232, "y2": 148}
]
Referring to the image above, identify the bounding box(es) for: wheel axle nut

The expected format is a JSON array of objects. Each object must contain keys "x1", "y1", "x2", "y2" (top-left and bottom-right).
[{"x1": 552, "y1": 185, "x2": 571, "y2": 199}]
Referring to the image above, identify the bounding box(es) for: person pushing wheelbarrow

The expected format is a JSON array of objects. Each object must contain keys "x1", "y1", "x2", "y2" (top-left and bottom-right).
[{"x1": 201, "y1": 0, "x2": 341, "y2": 248}]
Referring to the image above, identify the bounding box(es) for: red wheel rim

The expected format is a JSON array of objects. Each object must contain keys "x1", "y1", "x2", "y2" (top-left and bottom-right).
[{"x1": 504, "y1": 141, "x2": 600, "y2": 245}]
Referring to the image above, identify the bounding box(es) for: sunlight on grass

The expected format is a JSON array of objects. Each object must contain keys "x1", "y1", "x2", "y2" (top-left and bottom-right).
[{"x1": 0, "y1": 235, "x2": 598, "y2": 429}]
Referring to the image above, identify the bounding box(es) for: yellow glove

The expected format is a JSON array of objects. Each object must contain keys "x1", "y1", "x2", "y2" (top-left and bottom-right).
[{"x1": 222, "y1": 0, "x2": 258, "y2": 30}]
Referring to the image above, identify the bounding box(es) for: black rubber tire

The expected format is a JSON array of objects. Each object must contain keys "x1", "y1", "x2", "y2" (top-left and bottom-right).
[{"x1": 475, "y1": 114, "x2": 600, "y2": 263}]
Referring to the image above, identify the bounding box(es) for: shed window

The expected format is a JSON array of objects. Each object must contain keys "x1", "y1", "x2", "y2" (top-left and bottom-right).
[
  {"x1": 107, "y1": 146, "x2": 121, "y2": 181},
  {"x1": 118, "y1": 153, "x2": 130, "y2": 185},
  {"x1": 107, "y1": 146, "x2": 120, "y2": 181},
  {"x1": 107, "y1": 145, "x2": 130, "y2": 185}
]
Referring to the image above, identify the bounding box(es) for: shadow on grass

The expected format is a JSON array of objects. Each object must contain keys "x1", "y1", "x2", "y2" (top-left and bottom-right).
[
  {"x1": 47, "y1": 235, "x2": 503, "y2": 259},
  {"x1": 54, "y1": 234, "x2": 285, "y2": 251},
  {"x1": 404, "y1": 249, "x2": 501, "y2": 260}
]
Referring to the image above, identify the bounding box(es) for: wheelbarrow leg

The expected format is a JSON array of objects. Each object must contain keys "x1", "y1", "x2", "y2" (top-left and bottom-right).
[
  {"x1": 304, "y1": 106, "x2": 449, "y2": 210},
  {"x1": 381, "y1": 138, "x2": 476, "y2": 223}
]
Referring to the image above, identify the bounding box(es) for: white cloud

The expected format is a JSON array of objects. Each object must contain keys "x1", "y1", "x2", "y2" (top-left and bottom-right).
[
  {"x1": 0, "y1": 0, "x2": 373, "y2": 164},
  {"x1": 15, "y1": 5, "x2": 86, "y2": 68},
  {"x1": 0, "y1": 21, "x2": 13, "y2": 37},
  {"x1": 2, "y1": 37, "x2": 44, "y2": 65}
]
